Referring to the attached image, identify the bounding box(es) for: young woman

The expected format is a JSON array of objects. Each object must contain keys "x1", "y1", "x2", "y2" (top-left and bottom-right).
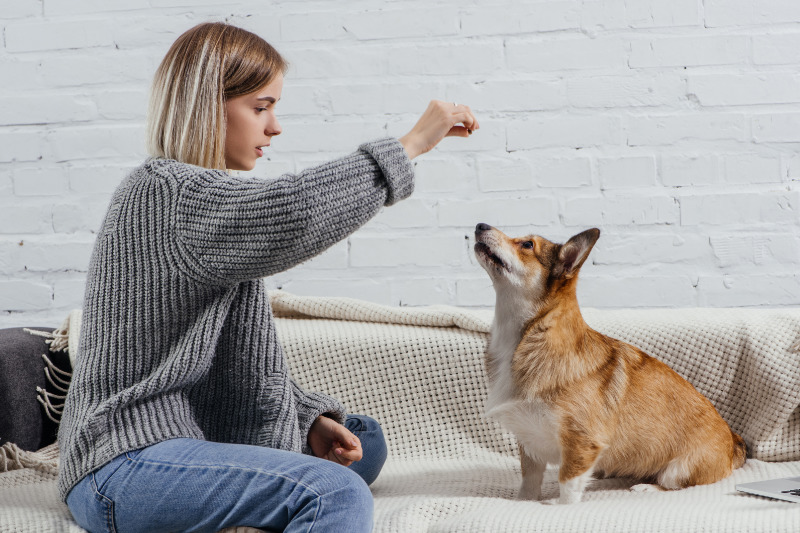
[{"x1": 57, "y1": 22, "x2": 478, "y2": 533}]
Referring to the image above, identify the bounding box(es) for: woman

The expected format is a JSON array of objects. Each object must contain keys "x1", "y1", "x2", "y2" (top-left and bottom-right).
[{"x1": 58, "y1": 21, "x2": 478, "y2": 533}]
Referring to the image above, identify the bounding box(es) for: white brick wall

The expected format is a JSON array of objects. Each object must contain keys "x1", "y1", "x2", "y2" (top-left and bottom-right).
[{"x1": 2, "y1": 0, "x2": 800, "y2": 327}]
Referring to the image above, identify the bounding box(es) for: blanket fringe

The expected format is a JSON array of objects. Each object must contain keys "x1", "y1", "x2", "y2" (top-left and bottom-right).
[
  {"x1": 0, "y1": 442, "x2": 59, "y2": 476},
  {"x1": 23, "y1": 319, "x2": 76, "y2": 425}
]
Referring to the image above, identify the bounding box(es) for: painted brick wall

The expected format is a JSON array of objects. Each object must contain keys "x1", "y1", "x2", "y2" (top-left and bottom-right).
[{"x1": 2, "y1": 0, "x2": 800, "y2": 327}]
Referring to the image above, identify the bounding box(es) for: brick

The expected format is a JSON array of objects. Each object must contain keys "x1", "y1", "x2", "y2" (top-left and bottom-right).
[
  {"x1": 626, "y1": 114, "x2": 747, "y2": 146},
  {"x1": 12, "y1": 167, "x2": 69, "y2": 196},
  {"x1": 705, "y1": 0, "x2": 800, "y2": 28},
  {"x1": 455, "y1": 277, "x2": 495, "y2": 307},
  {"x1": 461, "y1": 2, "x2": 580, "y2": 36},
  {"x1": 438, "y1": 198, "x2": 558, "y2": 229},
  {"x1": 392, "y1": 279, "x2": 452, "y2": 306},
  {"x1": 299, "y1": 241, "x2": 348, "y2": 270},
  {"x1": 349, "y1": 235, "x2": 463, "y2": 267},
  {"x1": 598, "y1": 156, "x2": 657, "y2": 189},
  {"x1": 578, "y1": 274, "x2": 697, "y2": 308},
  {"x1": 276, "y1": 277, "x2": 392, "y2": 305},
  {"x1": 345, "y1": 7, "x2": 460, "y2": 41},
  {"x1": 0, "y1": 280, "x2": 52, "y2": 312},
  {"x1": 94, "y1": 90, "x2": 148, "y2": 121},
  {"x1": 1, "y1": 0, "x2": 41, "y2": 18},
  {"x1": 630, "y1": 35, "x2": 747, "y2": 68},
  {"x1": 447, "y1": 78, "x2": 566, "y2": 113},
  {"x1": 591, "y1": 232, "x2": 711, "y2": 265},
  {"x1": 507, "y1": 115, "x2": 621, "y2": 150},
  {"x1": 0, "y1": 204, "x2": 51, "y2": 234},
  {"x1": 724, "y1": 154, "x2": 782, "y2": 184},
  {"x1": 67, "y1": 164, "x2": 130, "y2": 194},
  {"x1": 0, "y1": 59, "x2": 43, "y2": 92},
  {"x1": 564, "y1": 195, "x2": 679, "y2": 226},
  {"x1": 752, "y1": 33, "x2": 800, "y2": 65},
  {"x1": 364, "y1": 199, "x2": 438, "y2": 229},
  {"x1": 696, "y1": 274, "x2": 800, "y2": 307},
  {"x1": 0, "y1": 129, "x2": 43, "y2": 163},
  {"x1": 476, "y1": 156, "x2": 534, "y2": 192},
  {"x1": 0, "y1": 94, "x2": 98, "y2": 126},
  {"x1": 12, "y1": 236, "x2": 94, "y2": 272},
  {"x1": 44, "y1": 125, "x2": 146, "y2": 162},
  {"x1": 531, "y1": 157, "x2": 592, "y2": 188},
  {"x1": 625, "y1": 0, "x2": 700, "y2": 29},
  {"x1": 413, "y1": 157, "x2": 477, "y2": 194},
  {"x1": 687, "y1": 73, "x2": 800, "y2": 106},
  {"x1": 506, "y1": 36, "x2": 626, "y2": 72},
  {"x1": 5, "y1": 19, "x2": 115, "y2": 52},
  {"x1": 680, "y1": 191, "x2": 800, "y2": 225},
  {"x1": 38, "y1": 52, "x2": 154, "y2": 88},
  {"x1": 567, "y1": 74, "x2": 685, "y2": 108},
  {"x1": 660, "y1": 155, "x2": 719, "y2": 187},
  {"x1": 43, "y1": 0, "x2": 149, "y2": 16},
  {"x1": 277, "y1": 119, "x2": 385, "y2": 154},
  {"x1": 753, "y1": 113, "x2": 800, "y2": 143},
  {"x1": 710, "y1": 233, "x2": 800, "y2": 267},
  {"x1": 52, "y1": 278, "x2": 87, "y2": 309},
  {"x1": 110, "y1": 14, "x2": 195, "y2": 49},
  {"x1": 51, "y1": 202, "x2": 107, "y2": 234},
  {"x1": 327, "y1": 81, "x2": 445, "y2": 116}
]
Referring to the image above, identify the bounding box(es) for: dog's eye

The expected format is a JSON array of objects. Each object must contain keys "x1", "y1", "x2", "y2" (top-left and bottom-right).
[{"x1": 521, "y1": 241, "x2": 534, "y2": 250}]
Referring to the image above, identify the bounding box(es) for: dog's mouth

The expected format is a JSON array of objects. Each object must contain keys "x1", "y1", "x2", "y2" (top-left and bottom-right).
[{"x1": 474, "y1": 242, "x2": 508, "y2": 272}]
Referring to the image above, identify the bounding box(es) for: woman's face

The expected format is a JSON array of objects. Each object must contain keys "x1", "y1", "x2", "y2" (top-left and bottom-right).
[{"x1": 224, "y1": 73, "x2": 284, "y2": 171}]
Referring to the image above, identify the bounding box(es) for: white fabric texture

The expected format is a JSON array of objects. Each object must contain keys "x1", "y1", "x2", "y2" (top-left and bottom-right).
[{"x1": 2, "y1": 292, "x2": 800, "y2": 532}]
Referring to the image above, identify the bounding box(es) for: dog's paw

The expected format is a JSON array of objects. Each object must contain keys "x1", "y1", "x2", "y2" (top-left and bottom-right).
[
  {"x1": 630, "y1": 483, "x2": 663, "y2": 493},
  {"x1": 516, "y1": 487, "x2": 542, "y2": 501},
  {"x1": 557, "y1": 492, "x2": 583, "y2": 505}
]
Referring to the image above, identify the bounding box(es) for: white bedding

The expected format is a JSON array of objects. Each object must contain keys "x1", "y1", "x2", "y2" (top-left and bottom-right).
[{"x1": 2, "y1": 292, "x2": 799, "y2": 532}]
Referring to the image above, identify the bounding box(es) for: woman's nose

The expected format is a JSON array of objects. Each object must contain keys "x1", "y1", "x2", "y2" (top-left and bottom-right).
[{"x1": 268, "y1": 117, "x2": 282, "y2": 137}]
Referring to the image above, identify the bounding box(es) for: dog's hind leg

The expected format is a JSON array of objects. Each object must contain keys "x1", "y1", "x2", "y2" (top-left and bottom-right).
[{"x1": 518, "y1": 443, "x2": 546, "y2": 500}]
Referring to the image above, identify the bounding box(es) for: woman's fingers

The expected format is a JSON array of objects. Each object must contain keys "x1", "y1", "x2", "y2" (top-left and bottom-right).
[{"x1": 399, "y1": 100, "x2": 479, "y2": 159}]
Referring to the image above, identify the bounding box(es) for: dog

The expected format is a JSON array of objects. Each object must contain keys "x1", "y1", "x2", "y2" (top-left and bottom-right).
[{"x1": 473, "y1": 223, "x2": 746, "y2": 504}]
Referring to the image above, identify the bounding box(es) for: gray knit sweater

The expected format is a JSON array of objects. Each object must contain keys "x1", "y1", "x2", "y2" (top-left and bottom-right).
[{"x1": 57, "y1": 138, "x2": 414, "y2": 500}]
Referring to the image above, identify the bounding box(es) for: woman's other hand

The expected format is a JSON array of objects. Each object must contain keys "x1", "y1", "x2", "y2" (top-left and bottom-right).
[
  {"x1": 308, "y1": 415, "x2": 363, "y2": 466},
  {"x1": 399, "y1": 100, "x2": 480, "y2": 159}
]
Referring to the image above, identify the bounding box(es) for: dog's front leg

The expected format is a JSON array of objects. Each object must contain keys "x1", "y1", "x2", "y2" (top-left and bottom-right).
[
  {"x1": 558, "y1": 444, "x2": 602, "y2": 504},
  {"x1": 518, "y1": 443, "x2": 546, "y2": 500}
]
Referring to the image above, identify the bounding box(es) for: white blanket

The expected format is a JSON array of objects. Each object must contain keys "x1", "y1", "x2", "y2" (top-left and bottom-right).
[{"x1": 2, "y1": 293, "x2": 800, "y2": 532}]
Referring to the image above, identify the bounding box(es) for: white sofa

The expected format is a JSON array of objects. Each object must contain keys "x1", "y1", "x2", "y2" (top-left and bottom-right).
[{"x1": 2, "y1": 292, "x2": 800, "y2": 532}]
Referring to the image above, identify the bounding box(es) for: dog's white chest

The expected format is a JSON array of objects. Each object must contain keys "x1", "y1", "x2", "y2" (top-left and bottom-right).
[{"x1": 489, "y1": 399, "x2": 562, "y2": 465}]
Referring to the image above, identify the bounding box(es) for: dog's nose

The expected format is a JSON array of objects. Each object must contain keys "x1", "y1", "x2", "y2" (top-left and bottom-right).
[{"x1": 476, "y1": 223, "x2": 492, "y2": 233}]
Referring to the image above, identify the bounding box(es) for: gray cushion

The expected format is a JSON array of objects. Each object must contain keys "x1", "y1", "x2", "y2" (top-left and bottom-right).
[{"x1": 0, "y1": 327, "x2": 71, "y2": 451}]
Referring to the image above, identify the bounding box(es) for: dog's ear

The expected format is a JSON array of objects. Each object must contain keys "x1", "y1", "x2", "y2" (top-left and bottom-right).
[{"x1": 555, "y1": 228, "x2": 600, "y2": 279}]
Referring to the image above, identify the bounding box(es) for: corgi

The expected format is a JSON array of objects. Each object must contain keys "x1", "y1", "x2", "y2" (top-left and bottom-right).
[{"x1": 473, "y1": 223, "x2": 746, "y2": 504}]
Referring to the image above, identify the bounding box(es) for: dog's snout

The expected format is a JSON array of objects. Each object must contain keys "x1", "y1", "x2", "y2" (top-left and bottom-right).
[{"x1": 476, "y1": 223, "x2": 492, "y2": 233}]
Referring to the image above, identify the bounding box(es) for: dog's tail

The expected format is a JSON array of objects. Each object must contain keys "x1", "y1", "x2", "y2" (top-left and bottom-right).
[{"x1": 731, "y1": 430, "x2": 747, "y2": 470}]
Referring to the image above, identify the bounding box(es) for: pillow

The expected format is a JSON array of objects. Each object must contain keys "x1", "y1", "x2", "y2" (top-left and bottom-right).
[{"x1": 0, "y1": 327, "x2": 71, "y2": 451}]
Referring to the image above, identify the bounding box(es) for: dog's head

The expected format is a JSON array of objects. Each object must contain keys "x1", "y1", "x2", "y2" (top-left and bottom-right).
[{"x1": 473, "y1": 223, "x2": 600, "y2": 304}]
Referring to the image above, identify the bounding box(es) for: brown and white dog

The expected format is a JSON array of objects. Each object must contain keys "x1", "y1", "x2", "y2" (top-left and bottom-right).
[{"x1": 473, "y1": 223, "x2": 746, "y2": 504}]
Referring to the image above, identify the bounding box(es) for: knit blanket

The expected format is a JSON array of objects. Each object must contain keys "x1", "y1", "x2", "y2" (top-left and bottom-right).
[{"x1": 2, "y1": 293, "x2": 800, "y2": 532}]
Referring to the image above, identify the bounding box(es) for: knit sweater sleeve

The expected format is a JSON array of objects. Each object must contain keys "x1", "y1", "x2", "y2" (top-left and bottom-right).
[{"x1": 174, "y1": 138, "x2": 414, "y2": 284}]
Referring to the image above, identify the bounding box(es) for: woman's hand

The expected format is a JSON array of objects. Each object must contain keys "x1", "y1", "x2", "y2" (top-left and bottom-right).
[
  {"x1": 308, "y1": 415, "x2": 363, "y2": 466},
  {"x1": 399, "y1": 100, "x2": 480, "y2": 159}
]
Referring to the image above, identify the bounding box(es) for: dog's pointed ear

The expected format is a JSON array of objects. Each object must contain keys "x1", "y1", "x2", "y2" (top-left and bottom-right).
[{"x1": 555, "y1": 228, "x2": 600, "y2": 279}]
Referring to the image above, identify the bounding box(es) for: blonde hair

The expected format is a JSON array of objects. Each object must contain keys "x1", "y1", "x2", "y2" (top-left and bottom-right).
[{"x1": 146, "y1": 22, "x2": 287, "y2": 170}]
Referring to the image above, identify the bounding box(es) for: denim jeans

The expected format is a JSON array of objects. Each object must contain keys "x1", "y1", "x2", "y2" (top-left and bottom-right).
[{"x1": 66, "y1": 415, "x2": 387, "y2": 533}]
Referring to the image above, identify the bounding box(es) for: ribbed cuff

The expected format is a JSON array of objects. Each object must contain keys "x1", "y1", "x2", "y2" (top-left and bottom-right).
[
  {"x1": 359, "y1": 138, "x2": 415, "y2": 206},
  {"x1": 293, "y1": 382, "x2": 347, "y2": 455}
]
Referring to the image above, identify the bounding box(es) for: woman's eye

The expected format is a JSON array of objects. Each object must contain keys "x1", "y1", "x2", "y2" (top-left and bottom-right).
[{"x1": 522, "y1": 241, "x2": 534, "y2": 249}]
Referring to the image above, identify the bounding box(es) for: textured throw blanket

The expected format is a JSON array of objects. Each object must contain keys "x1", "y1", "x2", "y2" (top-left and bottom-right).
[{"x1": 2, "y1": 293, "x2": 800, "y2": 532}]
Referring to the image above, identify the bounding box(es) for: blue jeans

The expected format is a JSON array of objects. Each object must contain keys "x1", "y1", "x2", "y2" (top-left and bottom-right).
[{"x1": 66, "y1": 415, "x2": 387, "y2": 533}]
